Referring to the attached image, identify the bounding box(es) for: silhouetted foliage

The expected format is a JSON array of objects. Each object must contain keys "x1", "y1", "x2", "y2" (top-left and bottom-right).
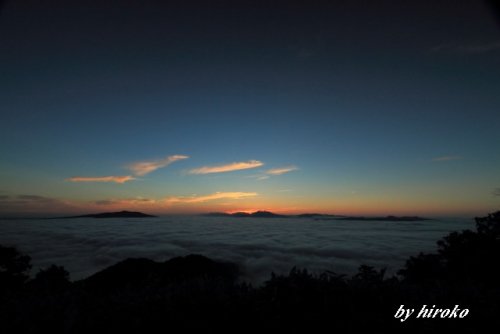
[
  {"x1": 0, "y1": 245, "x2": 31, "y2": 291},
  {"x1": 399, "y1": 211, "x2": 500, "y2": 288},
  {"x1": 353, "y1": 264, "x2": 386, "y2": 282},
  {"x1": 1, "y1": 211, "x2": 500, "y2": 333},
  {"x1": 31, "y1": 265, "x2": 70, "y2": 292},
  {"x1": 398, "y1": 252, "x2": 445, "y2": 284}
]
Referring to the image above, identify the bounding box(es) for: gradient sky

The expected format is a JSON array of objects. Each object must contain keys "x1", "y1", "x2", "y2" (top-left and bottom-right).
[{"x1": 1, "y1": 0, "x2": 499, "y2": 216}]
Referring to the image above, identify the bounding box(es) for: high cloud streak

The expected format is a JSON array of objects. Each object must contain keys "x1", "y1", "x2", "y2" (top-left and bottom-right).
[
  {"x1": 128, "y1": 155, "x2": 189, "y2": 176},
  {"x1": 188, "y1": 160, "x2": 263, "y2": 174},
  {"x1": 94, "y1": 197, "x2": 156, "y2": 206},
  {"x1": 67, "y1": 176, "x2": 135, "y2": 184},
  {"x1": 0, "y1": 194, "x2": 80, "y2": 215},
  {"x1": 166, "y1": 192, "x2": 257, "y2": 204},
  {"x1": 266, "y1": 166, "x2": 298, "y2": 175}
]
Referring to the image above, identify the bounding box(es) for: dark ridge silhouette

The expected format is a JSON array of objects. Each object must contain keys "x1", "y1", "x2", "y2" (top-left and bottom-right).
[
  {"x1": 333, "y1": 215, "x2": 430, "y2": 221},
  {"x1": 230, "y1": 211, "x2": 252, "y2": 217},
  {"x1": 203, "y1": 210, "x2": 287, "y2": 218},
  {"x1": 81, "y1": 255, "x2": 239, "y2": 293},
  {"x1": 295, "y1": 213, "x2": 343, "y2": 218},
  {"x1": 203, "y1": 212, "x2": 233, "y2": 217},
  {"x1": 59, "y1": 211, "x2": 156, "y2": 219},
  {"x1": 249, "y1": 210, "x2": 287, "y2": 218},
  {"x1": 202, "y1": 211, "x2": 426, "y2": 221},
  {"x1": 203, "y1": 211, "x2": 340, "y2": 218},
  {"x1": 1, "y1": 211, "x2": 499, "y2": 333}
]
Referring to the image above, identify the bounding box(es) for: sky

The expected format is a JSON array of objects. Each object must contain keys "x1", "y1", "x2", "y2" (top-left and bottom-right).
[{"x1": 0, "y1": 0, "x2": 499, "y2": 217}]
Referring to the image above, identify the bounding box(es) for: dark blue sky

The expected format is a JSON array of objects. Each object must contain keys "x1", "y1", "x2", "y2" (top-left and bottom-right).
[{"x1": 1, "y1": 0, "x2": 499, "y2": 216}]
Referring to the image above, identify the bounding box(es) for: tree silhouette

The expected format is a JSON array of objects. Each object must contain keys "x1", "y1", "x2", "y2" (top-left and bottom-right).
[
  {"x1": 0, "y1": 245, "x2": 31, "y2": 291},
  {"x1": 32, "y1": 265, "x2": 70, "y2": 292}
]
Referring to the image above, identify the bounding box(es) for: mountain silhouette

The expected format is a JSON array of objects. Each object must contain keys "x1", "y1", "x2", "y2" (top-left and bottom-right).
[{"x1": 61, "y1": 211, "x2": 156, "y2": 219}]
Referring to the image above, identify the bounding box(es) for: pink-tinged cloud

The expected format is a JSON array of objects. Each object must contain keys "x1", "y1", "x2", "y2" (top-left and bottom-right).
[
  {"x1": 266, "y1": 166, "x2": 298, "y2": 175},
  {"x1": 166, "y1": 192, "x2": 258, "y2": 204},
  {"x1": 432, "y1": 156, "x2": 462, "y2": 162},
  {"x1": 67, "y1": 176, "x2": 135, "y2": 184},
  {"x1": 188, "y1": 160, "x2": 263, "y2": 174},
  {"x1": 128, "y1": 155, "x2": 189, "y2": 176}
]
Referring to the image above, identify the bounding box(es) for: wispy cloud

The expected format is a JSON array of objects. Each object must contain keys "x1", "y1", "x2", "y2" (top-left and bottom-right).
[
  {"x1": 430, "y1": 41, "x2": 500, "y2": 54},
  {"x1": 128, "y1": 155, "x2": 189, "y2": 176},
  {"x1": 188, "y1": 160, "x2": 263, "y2": 174},
  {"x1": 14, "y1": 195, "x2": 59, "y2": 203},
  {"x1": 67, "y1": 176, "x2": 135, "y2": 184},
  {"x1": 94, "y1": 200, "x2": 116, "y2": 205},
  {"x1": 247, "y1": 165, "x2": 298, "y2": 181},
  {"x1": 266, "y1": 166, "x2": 298, "y2": 175},
  {"x1": 493, "y1": 188, "x2": 500, "y2": 197},
  {"x1": 166, "y1": 192, "x2": 257, "y2": 204},
  {"x1": 94, "y1": 197, "x2": 156, "y2": 206},
  {"x1": 0, "y1": 194, "x2": 76, "y2": 214},
  {"x1": 432, "y1": 155, "x2": 462, "y2": 162}
]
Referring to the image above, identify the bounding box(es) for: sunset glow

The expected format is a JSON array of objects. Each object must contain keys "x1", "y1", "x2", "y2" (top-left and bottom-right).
[{"x1": 0, "y1": 1, "x2": 498, "y2": 218}]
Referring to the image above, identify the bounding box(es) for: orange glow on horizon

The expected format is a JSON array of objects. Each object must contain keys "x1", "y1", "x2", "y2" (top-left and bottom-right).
[
  {"x1": 0, "y1": 192, "x2": 494, "y2": 218},
  {"x1": 79, "y1": 191, "x2": 497, "y2": 217}
]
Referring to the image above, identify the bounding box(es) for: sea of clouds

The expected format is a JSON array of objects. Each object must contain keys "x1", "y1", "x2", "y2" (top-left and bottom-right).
[{"x1": 0, "y1": 216, "x2": 474, "y2": 284}]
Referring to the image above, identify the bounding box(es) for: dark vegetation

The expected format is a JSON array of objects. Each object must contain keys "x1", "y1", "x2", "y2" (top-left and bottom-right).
[{"x1": 1, "y1": 212, "x2": 499, "y2": 333}]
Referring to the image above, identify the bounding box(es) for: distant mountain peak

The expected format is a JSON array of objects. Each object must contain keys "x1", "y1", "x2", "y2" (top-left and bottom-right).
[
  {"x1": 203, "y1": 210, "x2": 287, "y2": 218},
  {"x1": 62, "y1": 211, "x2": 156, "y2": 219}
]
